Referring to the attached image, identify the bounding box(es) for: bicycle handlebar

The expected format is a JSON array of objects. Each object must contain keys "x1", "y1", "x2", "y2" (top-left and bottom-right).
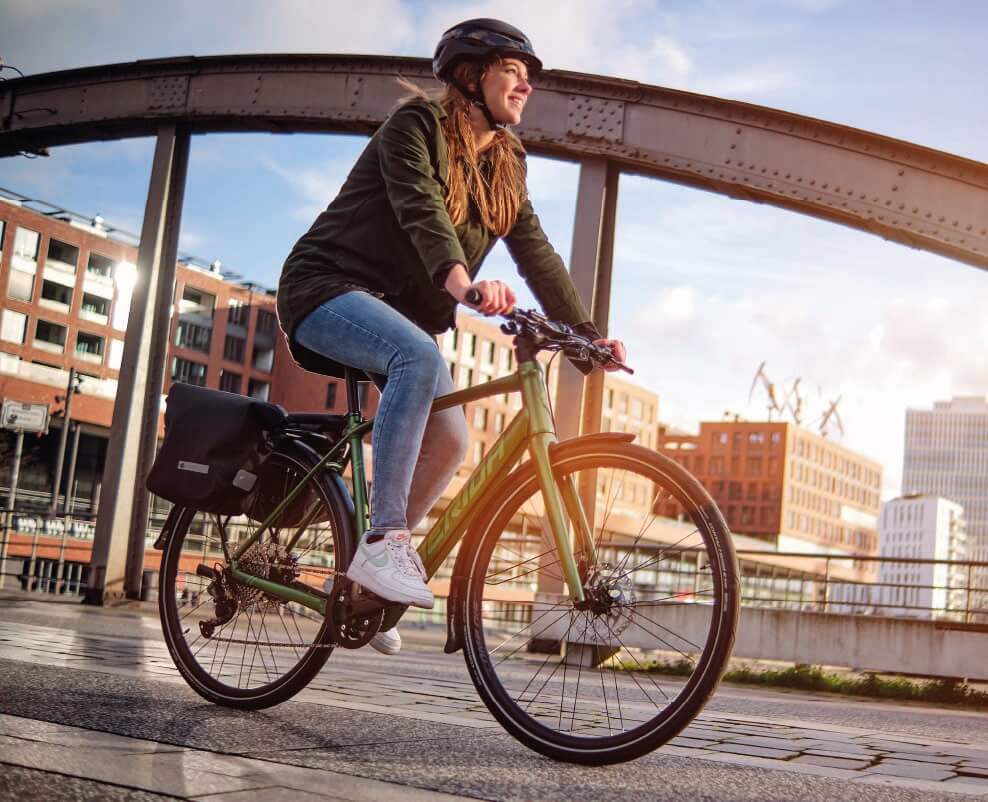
[{"x1": 463, "y1": 289, "x2": 632, "y2": 375}]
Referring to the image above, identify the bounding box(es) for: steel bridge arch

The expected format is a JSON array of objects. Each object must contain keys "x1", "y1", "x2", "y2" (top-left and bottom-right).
[{"x1": 2, "y1": 54, "x2": 985, "y2": 602}]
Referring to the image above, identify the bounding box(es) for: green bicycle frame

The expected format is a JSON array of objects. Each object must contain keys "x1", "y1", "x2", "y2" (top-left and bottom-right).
[{"x1": 226, "y1": 356, "x2": 596, "y2": 613}]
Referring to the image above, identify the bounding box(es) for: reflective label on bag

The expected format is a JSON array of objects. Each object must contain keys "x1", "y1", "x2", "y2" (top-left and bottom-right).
[
  {"x1": 232, "y1": 470, "x2": 257, "y2": 492},
  {"x1": 177, "y1": 460, "x2": 209, "y2": 474}
]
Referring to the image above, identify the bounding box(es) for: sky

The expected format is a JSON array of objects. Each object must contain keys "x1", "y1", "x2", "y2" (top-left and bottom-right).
[{"x1": 2, "y1": 0, "x2": 987, "y2": 500}]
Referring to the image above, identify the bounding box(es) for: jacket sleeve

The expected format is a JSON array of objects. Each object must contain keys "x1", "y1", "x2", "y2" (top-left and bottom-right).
[
  {"x1": 378, "y1": 105, "x2": 467, "y2": 279},
  {"x1": 503, "y1": 162, "x2": 591, "y2": 326}
]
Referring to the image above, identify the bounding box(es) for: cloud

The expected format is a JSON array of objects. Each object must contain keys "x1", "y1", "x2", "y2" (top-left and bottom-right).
[
  {"x1": 260, "y1": 154, "x2": 353, "y2": 222},
  {"x1": 652, "y1": 35, "x2": 691, "y2": 77}
]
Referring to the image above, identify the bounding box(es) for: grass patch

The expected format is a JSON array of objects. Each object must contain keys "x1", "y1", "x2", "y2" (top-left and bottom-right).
[{"x1": 631, "y1": 659, "x2": 988, "y2": 709}]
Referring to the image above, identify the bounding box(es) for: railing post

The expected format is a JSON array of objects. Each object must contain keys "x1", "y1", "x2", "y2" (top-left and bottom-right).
[{"x1": 966, "y1": 563, "x2": 973, "y2": 625}]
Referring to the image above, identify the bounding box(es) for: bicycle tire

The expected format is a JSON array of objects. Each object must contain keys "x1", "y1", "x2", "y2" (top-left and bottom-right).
[
  {"x1": 158, "y1": 442, "x2": 354, "y2": 709},
  {"x1": 461, "y1": 438, "x2": 739, "y2": 764}
]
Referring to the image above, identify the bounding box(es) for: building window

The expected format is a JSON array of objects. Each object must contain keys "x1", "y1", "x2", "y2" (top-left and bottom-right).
[
  {"x1": 40, "y1": 280, "x2": 73, "y2": 307},
  {"x1": 494, "y1": 411, "x2": 505, "y2": 433},
  {"x1": 76, "y1": 331, "x2": 105, "y2": 361},
  {"x1": 223, "y1": 335, "x2": 245, "y2": 363},
  {"x1": 483, "y1": 340, "x2": 495, "y2": 365},
  {"x1": 749, "y1": 431, "x2": 765, "y2": 444},
  {"x1": 219, "y1": 370, "x2": 242, "y2": 394},
  {"x1": 709, "y1": 456, "x2": 724, "y2": 474},
  {"x1": 500, "y1": 347, "x2": 513, "y2": 373},
  {"x1": 35, "y1": 319, "x2": 67, "y2": 352},
  {"x1": 86, "y1": 252, "x2": 114, "y2": 278},
  {"x1": 463, "y1": 332, "x2": 476, "y2": 357},
  {"x1": 80, "y1": 293, "x2": 109, "y2": 320},
  {"x1": 248, "y1": 378, "x2": 270, "y2": 401},
  {"x1": 252, "y1": 344, "x2": 274, "y2": 372},
  {"x1": 326, "y1": 382, "x2": 338, "y2": 408},
  {"x1": 173, "y1": 357, "x2": 207, "y2": 386},
  {"x1": 255, "y1": 310, "x2": 276, "y2": 336},
  {"x1": 176, "y1": 320, "x2": 212, "y2": 353},
  {"x1": 459, "y1": 367, "x2": 473, "y2": 389},
  {"x1": 13, "y1": 227, "x2": 39, "y2": 261},
  {"x1": 747, "y1": 456, "x2": 762, "y2": 475},
  {"x1": 729, "y1": 481, "x2": 742, "y2": 500},
  {"x1": 473, "y1": 440, "x2": 485, "y2": 464},
  {"x1": 227, "y1": 300, "x2": 250, "y2": 328},
  {"x1": 473, "y1": 406, "x2": 488, "y2": 430},
  {"x1": 631, "y1": 398, "x2": 643, "y2": 418},
  {"x1": 46, "y1": 238, "x2": 79, "y2": 272},
  {"x1": 179, "y1": 286, "x2": 215, "y2": 319},
  {"x1": 1, "y1": 310, "x2": 27, "y2": 344},
  {"x1": 7, "y1": 269, "x2": 35, "y2": 301},
  {"x1": 358, "y1": 383, "x2": 370, "y2": 409}
]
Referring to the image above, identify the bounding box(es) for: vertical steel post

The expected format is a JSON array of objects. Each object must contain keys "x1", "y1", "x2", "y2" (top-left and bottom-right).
[
  {"x1": 62, "y1": 422, "x2": 81, "y2": 515},
  {"x1": 85, "y1": 125, "x2": 190, "y2": 605},
  {"x1": 7, "y1": 429, "x2": 23, "y2": 513},
  {"x1": 125, "y1": 131, "x2": 189, "y2": 599},
  {"x1": 49, "y1": 367, "x2": 76, "y2": 513},
  {"x1": 554, "y1": 158, "x2": 615, "y2": 442}
]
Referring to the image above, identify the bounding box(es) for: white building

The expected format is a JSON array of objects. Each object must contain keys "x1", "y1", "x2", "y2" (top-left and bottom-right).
[
  {"x1": 902, "y1": 397, "x2": 988, "y2": 620},
  {"x1": 875, "y1": 495, "x2": 967, "y2": 620}
]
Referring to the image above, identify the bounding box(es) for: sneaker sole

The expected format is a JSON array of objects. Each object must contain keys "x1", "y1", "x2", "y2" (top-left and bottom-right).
[{"x1": 346, "y1": 560, "x2": 435, "y2": 610}]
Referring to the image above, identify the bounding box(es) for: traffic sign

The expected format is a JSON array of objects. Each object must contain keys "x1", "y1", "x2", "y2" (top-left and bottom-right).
[{"x1": 1, "y1": 400, "x2": 50, "y2": 433}]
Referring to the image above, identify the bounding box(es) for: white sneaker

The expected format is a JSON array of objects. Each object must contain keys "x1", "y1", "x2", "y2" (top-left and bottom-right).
[
  {"x1": 346, "y1": 530, "x2": 434, "y2": 609},
  {"x1": 370, "y1": 626, "x2": 401, "y2": 655}
]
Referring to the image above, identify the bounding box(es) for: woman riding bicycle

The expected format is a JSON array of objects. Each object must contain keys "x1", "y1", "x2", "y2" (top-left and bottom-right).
[{"x1": 276, "y1": 18, "x2": 627, "y2": 654}]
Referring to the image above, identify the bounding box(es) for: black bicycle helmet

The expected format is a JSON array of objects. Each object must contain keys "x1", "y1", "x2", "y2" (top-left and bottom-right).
[
  {"x1": 433, "y1": 19, "x2": 543, "y2": 130},
  {"x1": 433, "y1": 18, "x2": 543, "y2": 81}
]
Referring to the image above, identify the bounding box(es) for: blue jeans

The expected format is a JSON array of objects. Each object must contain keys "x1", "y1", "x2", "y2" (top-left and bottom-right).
[{"x1": 294, "y1": 291, "x2": 468, "y2": 531}]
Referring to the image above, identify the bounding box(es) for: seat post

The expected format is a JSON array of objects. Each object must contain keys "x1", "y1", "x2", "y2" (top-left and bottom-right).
[{"x1": 344, "y1": 368, "x2": 361, "y2": 415}]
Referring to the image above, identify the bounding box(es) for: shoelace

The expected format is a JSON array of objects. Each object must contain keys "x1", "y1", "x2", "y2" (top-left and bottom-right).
[{"x1": 386, "y1": 539, "x2": 425, "y2": 579}]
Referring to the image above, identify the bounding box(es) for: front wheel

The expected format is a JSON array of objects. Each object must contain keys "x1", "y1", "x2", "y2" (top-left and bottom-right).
[{"x1": 462, "y1": 440, "x2": 739, "y2": 764}]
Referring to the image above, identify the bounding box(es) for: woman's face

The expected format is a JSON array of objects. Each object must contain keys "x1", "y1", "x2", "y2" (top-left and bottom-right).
[{"x1": 477, "y1": 58, "x2": 532, "y2": 126}]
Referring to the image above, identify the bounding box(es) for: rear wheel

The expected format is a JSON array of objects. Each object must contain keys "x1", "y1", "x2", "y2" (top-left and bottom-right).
[
  {"x1": 462, "y1": 440, "x2": 738, "y2": 764},
  {"x1": 158, "y1": 446, "x2": 353, "y2": 709}
]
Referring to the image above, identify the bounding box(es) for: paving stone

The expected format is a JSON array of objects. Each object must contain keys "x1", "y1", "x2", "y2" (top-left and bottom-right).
[
  {"x1": 942, "y1": 776, "x2": 988, "y2": 795},
  {"x1": 707, "y1": 742, "x2": 800, "y2": 760},
  {"x1": 723, "y1": 735, "x2": 804, "y2": 750},
  {"x1": 880, "y1": 752, "x2": 963, "y2": 766},
  {"x1": 792, "y1": 754, "x2": 873, "y2": 771},
  {"x1": 804, "y1": 748, "x2": 878, "y2": 762},
  {"x1": 193, "y1": 790, "x2": 343, "y2": 802},
  {"x1": 666, "y1": 736, "x2": 720, "y2": 749},
  {"x1": 863, "y1": 763, "x2": 957, "y2": 782}
]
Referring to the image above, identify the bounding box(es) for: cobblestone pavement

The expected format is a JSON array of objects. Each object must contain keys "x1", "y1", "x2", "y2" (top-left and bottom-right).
[{"x1": 1, "y1": 594, "x2": 987, "y2": 801}]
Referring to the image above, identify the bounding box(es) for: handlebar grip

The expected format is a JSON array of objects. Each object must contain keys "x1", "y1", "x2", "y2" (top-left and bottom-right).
[{"x1": 464, "y1": 288, "x2": 482, "y2": 306}]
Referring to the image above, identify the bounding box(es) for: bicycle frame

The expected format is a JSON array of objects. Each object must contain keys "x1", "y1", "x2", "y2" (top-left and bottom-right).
[{"x1": 225, "y1": 354, "x2": 596, "y2": 614}]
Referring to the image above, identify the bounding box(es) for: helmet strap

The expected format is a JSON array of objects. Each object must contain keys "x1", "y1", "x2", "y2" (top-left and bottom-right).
[{"x1": 450, "y1": 77, "x2": 504, "y2": 131}]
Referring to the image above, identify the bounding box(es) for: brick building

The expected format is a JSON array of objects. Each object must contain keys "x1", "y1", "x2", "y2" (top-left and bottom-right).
[{"x1": 658, "y1": 419, "x2": 882, "y2": 557}]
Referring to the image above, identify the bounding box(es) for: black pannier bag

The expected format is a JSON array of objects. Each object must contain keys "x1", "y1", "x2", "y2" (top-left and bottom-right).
[{"x1": 146, "y1": 383, "x2": 287, "y2": 514}]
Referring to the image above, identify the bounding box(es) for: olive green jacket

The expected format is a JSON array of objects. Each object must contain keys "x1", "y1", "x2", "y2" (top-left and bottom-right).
[{"x1": 276, "y1": 98, "x2": 590, "y2": 377}]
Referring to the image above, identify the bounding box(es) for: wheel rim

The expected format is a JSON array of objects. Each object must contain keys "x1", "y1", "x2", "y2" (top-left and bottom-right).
[
  {"x1": 468, "y1": 449, "x2": 736, "y2": 748},
  {"x1": 161, "y1": 453, "x2": 340, "y2": 695}
]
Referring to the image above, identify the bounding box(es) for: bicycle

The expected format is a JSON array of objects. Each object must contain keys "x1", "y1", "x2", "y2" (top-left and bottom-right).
[{"x1": 155, "y1": 306, "x2": 739, "y2": 765}]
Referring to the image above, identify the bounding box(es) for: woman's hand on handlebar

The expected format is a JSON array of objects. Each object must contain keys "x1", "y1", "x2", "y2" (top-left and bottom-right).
[
  {"x1": 444, "y1": 264, "x2": 515, "y2": 316},
  {"x1": 593, "y1": 337, "x2": 628, "y2": 371}
]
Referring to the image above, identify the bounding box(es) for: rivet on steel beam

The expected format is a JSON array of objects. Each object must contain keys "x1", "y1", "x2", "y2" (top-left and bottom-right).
[
  {"x1": 730, "y1": 144, "x2": 736, "y2": 149},
  {"x1": 898, "y1": 169, "x2": 905, "y2": 176},
  {"x1": 736, "y1": 128, "x2": 742, "y2": 134}
]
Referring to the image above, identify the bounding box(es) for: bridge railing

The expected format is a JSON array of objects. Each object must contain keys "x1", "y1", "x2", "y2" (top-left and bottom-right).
[{"x1": 2, "y1": 511, "x2": 986, "y2": 627}]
